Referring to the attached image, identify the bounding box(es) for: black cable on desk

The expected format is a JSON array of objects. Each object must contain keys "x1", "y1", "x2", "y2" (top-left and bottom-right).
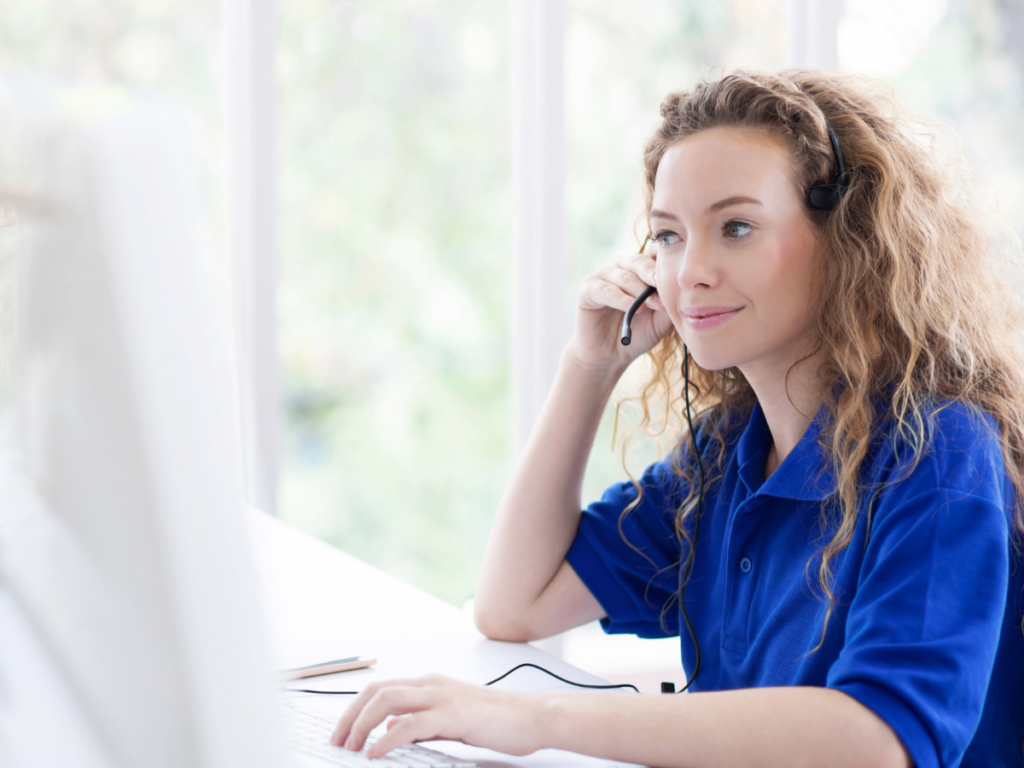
[
  {"x1": 483, "y1": 663, "x2": 639, "y2": 692},
  {"x1": 283, "y1": 661, "x2": 640, "y2": 695}
]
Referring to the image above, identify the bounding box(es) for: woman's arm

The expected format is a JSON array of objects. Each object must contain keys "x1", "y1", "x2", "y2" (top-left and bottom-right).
[
  {"x1": 540, "y1": 685, "x2": 912, "y2": 768},
  {"x1": 473, "y1": 352, "x2": 624, "y2": 642},
  {"x1": 474, "y1": 248, "x2": 670, "y2": 642},
  {"x1": 332, "y1": 676, "x2": 911, "y2": 768}
]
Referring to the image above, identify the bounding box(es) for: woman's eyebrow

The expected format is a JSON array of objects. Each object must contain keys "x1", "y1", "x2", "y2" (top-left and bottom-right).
[
  {"x1": 705, "y1": 195, "x2": 762, "y2": 214},
  {"x1": 649, "y1": 196, "x2": 763, "y2": 223},
  {"x1": 649, "y1": 208, "x2": 679, "y2": 222}
]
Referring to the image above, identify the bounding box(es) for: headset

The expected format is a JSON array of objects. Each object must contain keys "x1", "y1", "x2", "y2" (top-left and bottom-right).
[{"x1": 619, "y1": 110, "x2": 848, "y2": 694}]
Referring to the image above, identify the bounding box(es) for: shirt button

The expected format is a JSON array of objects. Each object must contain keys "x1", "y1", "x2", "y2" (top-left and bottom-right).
[{"x1": 739, "y1": 556, "x2": 752, "y2": 574}]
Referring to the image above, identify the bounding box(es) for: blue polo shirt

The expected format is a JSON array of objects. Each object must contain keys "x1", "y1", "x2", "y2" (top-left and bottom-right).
[{"x1": 566, "y1": 400, "x2": 1024, "y2": 768}]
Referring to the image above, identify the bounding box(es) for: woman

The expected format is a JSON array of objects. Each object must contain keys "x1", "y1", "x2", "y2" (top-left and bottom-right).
[{"x1": 332, "y1": 69, "x2": 1024, "y2": 768}]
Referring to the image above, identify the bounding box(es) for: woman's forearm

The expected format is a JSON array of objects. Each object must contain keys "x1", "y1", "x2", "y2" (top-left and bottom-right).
[
  {"x1": 535, "y1": 686, "x2": 911, "y2": 768},
  {"x1": 474, "y1": 351, "x2": 626, "y2": 640}
]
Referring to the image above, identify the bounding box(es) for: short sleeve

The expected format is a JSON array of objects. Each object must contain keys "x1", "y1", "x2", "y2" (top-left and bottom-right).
[
  {"x1": 826, "y1": 486, "x2": 1010, "y2": 768},
  {"x1": 565, "y1": 458, "x2": 686, "y2": 638}
]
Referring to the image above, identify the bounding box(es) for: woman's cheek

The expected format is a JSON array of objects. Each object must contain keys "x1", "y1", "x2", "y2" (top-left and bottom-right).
[{"x1": 654, "y1": 260, "x2": 680, "y2": 323}]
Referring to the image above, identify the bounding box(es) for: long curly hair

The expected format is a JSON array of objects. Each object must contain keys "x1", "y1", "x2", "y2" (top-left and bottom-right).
[{"x1": 617, "y1": 68, "x2": 1024, "y2": 648}]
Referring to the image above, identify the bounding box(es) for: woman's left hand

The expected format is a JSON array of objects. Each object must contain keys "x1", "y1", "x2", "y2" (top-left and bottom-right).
[{"x1": 329, "y1": 674, "x2": 545, "y2": 759}]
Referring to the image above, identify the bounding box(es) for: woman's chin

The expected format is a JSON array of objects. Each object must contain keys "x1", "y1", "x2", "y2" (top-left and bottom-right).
[{"x1": 685, "y1": 347, "x2": 742, "y2": 373}]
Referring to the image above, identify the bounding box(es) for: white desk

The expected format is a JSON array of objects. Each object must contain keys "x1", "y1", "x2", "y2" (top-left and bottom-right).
[{"x1": 249, "y1": 512, "x2": 643, "y2": 767}]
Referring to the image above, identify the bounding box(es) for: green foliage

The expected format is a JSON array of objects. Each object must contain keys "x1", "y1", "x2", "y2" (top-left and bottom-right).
[{"x1": 278, "y1": 0, "x2": 512, "y2": 605}]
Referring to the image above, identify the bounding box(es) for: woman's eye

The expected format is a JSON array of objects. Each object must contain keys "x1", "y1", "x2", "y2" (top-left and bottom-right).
[
  {"x1": 654, "y1": 231, "x2": 680, "y2": 247},
  {"x1": 723, "y1": 221, "x2": 753, "y2": 238}
]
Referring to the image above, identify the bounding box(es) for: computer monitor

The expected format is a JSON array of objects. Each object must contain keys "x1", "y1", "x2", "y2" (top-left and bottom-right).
[{"x1": 0, "y1": 84, "x2": 287, "y2": 768}]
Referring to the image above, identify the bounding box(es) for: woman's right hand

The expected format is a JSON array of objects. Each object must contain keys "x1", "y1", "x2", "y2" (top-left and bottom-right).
[{"x1": 566, "y1": 245, "x2": 674, "y2": 371}]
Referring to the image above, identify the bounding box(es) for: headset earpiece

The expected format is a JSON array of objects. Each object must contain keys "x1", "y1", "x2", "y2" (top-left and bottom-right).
[
  {"x1": 807, "y1": 183, "x2": 842, "y2": 211},
  {"x1": 807, "y1": 114, "x2": 849, "y2": 212}
]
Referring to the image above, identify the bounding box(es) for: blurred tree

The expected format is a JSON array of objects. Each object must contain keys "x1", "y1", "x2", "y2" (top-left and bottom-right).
[{"x1": 278, "y1": 0, "x2": 512, "y2": 604}]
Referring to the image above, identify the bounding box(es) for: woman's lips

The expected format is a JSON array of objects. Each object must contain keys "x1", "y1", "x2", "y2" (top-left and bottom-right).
[{"x1": 683, "y1": 306, "x2": 744, "y2": 330}]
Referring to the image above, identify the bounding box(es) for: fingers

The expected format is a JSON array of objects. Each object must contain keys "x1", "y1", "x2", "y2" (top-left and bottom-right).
[
  {"x1": 607, "y1": 264, "x2": 654, "y2": 300},
  {"x1": 578, "y1": 264, "x2": 656, "y2": 314},
  {"x1": 578, "y1": 274, "x2": 636, "y2": 313},
  {"x1": 616, "y1": 251, "x2": 661, "y2": 312},
  {"x1": 327, "y1": 678, "x2": 534, "y2": 760},
  {"x1": 342, "y1": 685, "x2": 434, "y2": 751},
  {"x1": 626, "y1": 248, "x2": 658, "y2": 288},
  {"x1": 330, "y1": 677, "x2": 422, "y2": 747},
  {"x1": 367, "y1": 712, "x2": 442, "y2": 759},
  {"x1": 646, "y1": 292, "x2": 666, "y2": 313},
  {"x1": 617, "y1": 243, "x2": 657, "y2": 286},
  {"x1": 331, "y1": 675, "x2": 452, "y2": 751}
]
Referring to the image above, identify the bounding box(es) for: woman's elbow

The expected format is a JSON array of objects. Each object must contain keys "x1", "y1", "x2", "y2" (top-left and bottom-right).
[{"x1": 473, "y1": 601, "x2": 534, "y2": 642}]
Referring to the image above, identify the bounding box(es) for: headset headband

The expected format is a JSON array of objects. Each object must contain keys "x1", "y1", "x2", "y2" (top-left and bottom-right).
[{"x1": 807, "y1": 113, "x2": 849, "y2": 211}]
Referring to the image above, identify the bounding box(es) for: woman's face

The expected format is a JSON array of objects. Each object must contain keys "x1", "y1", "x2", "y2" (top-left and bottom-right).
[{"x1": 651, "y1": 127, "x2": 822, "y2": 379}]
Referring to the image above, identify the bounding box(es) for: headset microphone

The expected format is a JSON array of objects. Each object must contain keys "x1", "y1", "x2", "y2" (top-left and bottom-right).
[{"x1": 620, "y1": 285, "x2": 658, "y2": 345}]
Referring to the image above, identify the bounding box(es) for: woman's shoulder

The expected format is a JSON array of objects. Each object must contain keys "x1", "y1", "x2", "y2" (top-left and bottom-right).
[
  {"x1": 924, "y1": 398, "x2": 1000, "y2": 445},
  {"x1": 901, "y1": 398, "x2": 1000, "y2": 456},
  {"x1": 877, "y1": 398, "x2": 1008, "y2": 504}
]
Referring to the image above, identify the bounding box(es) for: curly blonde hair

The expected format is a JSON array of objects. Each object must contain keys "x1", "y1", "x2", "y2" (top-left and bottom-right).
[{"x1": 618, "y1": 68, "x2": 1024, "y2": 648}]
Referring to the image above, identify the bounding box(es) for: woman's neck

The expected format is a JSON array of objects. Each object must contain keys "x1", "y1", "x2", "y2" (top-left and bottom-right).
[{"x1": 741, "y1": 345, "x2": 824, "y2": 479}]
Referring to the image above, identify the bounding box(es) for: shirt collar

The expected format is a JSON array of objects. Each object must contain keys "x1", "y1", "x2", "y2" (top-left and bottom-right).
[{"x1": 734, "y1": 400, "x2": 837, "y2": 501}]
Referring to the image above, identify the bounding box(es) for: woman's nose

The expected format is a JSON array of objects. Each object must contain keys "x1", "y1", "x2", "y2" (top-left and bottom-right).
[{"x1": 676, "y1": 238, "x2": 718, "y2": 290}]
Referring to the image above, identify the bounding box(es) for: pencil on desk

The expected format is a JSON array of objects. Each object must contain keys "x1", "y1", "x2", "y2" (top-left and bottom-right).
[{"x1": 279, "y1": 656, "x2": 377, "y2": 680}]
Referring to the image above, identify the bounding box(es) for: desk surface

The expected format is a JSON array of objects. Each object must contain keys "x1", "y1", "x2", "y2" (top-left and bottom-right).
[{"x1": 249, "y1": 511, "x2": 644, "y2": 767}]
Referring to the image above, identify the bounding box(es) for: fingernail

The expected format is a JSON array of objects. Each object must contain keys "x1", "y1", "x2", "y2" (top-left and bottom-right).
[{"x1": 345, "y1": 737, "x2": 356, "y2": 750}]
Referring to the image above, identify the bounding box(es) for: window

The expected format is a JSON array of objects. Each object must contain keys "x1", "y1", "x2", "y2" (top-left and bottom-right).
[{"x1": 278, "y1": 0, "x2": 511, "y2": 604}]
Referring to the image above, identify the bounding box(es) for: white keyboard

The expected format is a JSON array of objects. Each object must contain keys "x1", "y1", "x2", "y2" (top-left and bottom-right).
[{"x1": 284, "y1": 703, "x2": 478, "y2": 767}]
